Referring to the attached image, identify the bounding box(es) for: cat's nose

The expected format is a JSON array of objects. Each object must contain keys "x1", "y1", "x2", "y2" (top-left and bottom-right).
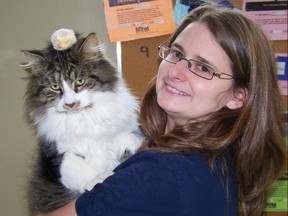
[{"x1": 63, "y1": 101, "x2": 80, "y2": 110}]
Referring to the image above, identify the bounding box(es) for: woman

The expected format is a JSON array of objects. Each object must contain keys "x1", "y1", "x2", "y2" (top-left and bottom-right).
[{"x1": 39, "y1": 5, "x2": 286, "y2": 216}]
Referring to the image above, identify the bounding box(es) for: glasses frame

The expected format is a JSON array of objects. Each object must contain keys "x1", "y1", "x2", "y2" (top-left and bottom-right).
[{"x1": 158, "y1": 45, "x2": 234, "y2": 80}]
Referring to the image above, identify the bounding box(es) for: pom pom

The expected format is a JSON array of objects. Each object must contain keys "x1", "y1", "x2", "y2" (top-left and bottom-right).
[{"x1": 50, "y1": 29, "x2": 77, "y2": 51}]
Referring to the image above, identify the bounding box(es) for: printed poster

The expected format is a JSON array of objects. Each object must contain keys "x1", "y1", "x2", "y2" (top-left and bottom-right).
[
  {"x1": 265, "y1": 171, "x2": 288, "y2": 212},
  {"x1": 103, "y1": 0, "x2": 176, "y2": 42},
  {"x1": 265, "y1": 111, "x2": 287, "y2": 212},
  {"x1": 276, "y1": 53, "x2": 288, "y2": 96},
  {"x1": 242, "y1": 0, "x2": 288, "y2": 40}
]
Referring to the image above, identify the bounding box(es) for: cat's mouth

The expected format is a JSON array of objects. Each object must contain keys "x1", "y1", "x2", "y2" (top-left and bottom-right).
[{"x1": 56, "y1": 104, "x2": 93, "y2": 114}]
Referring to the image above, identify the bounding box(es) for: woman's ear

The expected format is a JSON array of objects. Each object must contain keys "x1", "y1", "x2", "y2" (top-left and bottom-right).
[{"x1": 226, "y1": 88, "x2": 247, "y2": 109}]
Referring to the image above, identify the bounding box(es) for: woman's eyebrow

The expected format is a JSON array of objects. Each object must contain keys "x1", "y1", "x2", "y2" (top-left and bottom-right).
[
  {"x1": 195, "y1": 55, "x2": 213, "y2": 66},
  {"x1": 170, "y1": 43, "x2": 184, "y2": 52},
  {"x1": 196, "y1": 54, "x2": 220, "y2": 70}
]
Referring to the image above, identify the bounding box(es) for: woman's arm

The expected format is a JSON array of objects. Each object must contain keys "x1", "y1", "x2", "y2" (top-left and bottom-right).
[{"x1": 37, "y1": 200, "x2": 77, "y2": 216}]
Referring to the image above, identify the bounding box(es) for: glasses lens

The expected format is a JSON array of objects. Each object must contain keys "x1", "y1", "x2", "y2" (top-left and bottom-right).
[
  {"x1": 188, "y1": 60, "x2": 214, "y2": 80},
  {"x1": 159, "y1": 46, "x2": 180, "y2": 64},
  {"x1": 159, "y1": 46, "x2": 167, "y2": 58}
]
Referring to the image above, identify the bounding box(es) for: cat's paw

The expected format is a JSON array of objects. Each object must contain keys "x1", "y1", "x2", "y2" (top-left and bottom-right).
[
  {"x1": 85, "y1": 171, "x2": 114, "y2": 191},
  {"x1": 60, "y1": 152, "x2": 98, "y2": 193},
  {"x1": 116, "y1": 132, "x2": 143, "y2": 155}
]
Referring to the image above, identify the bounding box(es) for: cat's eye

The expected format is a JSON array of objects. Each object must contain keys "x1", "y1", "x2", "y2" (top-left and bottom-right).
[
  {"x1": 50, "y1": 84, "x2": 61, "y2": 91},
  {"x1": 75, "y1": 79, "x2": 85, "y2": 87}
]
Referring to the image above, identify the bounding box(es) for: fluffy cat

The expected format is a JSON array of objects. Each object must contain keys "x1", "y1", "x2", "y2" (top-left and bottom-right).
[{"x1": 21, "y1": 31, "x2": 143, "y2": 214}]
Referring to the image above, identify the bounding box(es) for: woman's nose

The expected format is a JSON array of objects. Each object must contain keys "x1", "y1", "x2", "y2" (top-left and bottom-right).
[{"x1": 168, "y1": 60, "x2": 188, "y2": 81}]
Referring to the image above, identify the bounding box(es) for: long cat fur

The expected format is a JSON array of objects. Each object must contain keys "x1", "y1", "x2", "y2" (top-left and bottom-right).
[{"x1": 21, "y1": 32, "x2": 143, "y2": 214}]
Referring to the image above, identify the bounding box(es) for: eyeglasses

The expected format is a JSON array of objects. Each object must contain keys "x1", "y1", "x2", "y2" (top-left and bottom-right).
[{"x1": 158, "y1": 45, "x2": 234, "y2": 80}]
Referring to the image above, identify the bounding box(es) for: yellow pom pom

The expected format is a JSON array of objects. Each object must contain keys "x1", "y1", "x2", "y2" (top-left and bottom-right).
[{"x1": 51, "y1": 29, "x2": 77, "y2": 51}]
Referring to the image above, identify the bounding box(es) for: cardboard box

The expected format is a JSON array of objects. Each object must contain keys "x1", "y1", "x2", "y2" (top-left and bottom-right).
[{"x1": 121, "y1": 34, "x2": 171, "y2": 99}]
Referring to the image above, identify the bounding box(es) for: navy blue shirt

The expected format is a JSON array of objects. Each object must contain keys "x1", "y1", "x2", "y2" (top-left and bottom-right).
[{"x1": 76, "y1": 150, "x2": 238, "y2": 216}]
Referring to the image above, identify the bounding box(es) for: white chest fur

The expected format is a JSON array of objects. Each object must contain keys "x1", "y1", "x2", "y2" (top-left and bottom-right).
[{"x1": 33, "y1": 81, "x2": 142, "y2": 192}]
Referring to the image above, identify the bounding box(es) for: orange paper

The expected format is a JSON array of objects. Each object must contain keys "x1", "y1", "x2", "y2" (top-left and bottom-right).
[{"x1": 103, "y1": 0, "x2": 176, "y2": 42}]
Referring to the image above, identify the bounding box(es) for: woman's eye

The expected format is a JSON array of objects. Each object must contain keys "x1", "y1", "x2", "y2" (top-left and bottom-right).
[
  {"x1": 196, "y1": 63, "x2": 211, "y2": 73},
  {"x1": 171, "y1": 50, "x2": 182, "y2": 59},
  {"x1": 199, "y1": 65, "x2": 209, "y2": 72},
  {"x1": 50, "y1": 84, "x2": 61, "y2": 91},
  {"x1": 75, "y1": 79, "x2": 85, "y2": 87}
]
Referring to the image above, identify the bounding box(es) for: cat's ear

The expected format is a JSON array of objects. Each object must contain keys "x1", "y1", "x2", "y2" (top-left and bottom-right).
[
  {"x1": 21, "y1": 51, "x2": 45, "y2": 70},
  {"x1": 79, "y1": 33, "x2": 102, "y2": 60}
]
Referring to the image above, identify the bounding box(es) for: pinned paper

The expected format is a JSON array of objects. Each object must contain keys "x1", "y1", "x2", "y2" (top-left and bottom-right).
[
  {"x1": 276, "y1": 53, "x2": 288, "y2": 96},
  {"x1": 103, "y1": 0, "x2": 176, "y2": 42},
  {"x1": 242, "y1": 0, "x2": 288, "y2": 40}
]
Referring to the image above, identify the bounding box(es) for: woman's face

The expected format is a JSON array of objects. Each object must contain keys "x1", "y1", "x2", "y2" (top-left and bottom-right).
[{"x1": 156, "y1": 22, "x2": 235, "y2": 130}]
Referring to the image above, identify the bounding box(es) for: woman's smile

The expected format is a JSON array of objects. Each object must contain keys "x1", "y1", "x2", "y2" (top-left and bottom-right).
[{"x1": 165, "y1": 84, "x2": 191, "y2": 96}]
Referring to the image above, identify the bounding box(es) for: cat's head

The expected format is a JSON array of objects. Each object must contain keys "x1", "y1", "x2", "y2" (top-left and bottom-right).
[{"x1": 21, "y1": 32, "x2": 119, "y2": 123}]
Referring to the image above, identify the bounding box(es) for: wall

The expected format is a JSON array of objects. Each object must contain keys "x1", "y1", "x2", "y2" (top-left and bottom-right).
[{"x1": 0, "y1": 1, "x2": 116, "y2": 215}]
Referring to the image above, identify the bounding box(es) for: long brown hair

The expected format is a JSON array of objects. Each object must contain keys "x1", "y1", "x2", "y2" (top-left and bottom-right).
[{"x1": 139, "y1": 5, "x2": 286, "y2": 215}]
